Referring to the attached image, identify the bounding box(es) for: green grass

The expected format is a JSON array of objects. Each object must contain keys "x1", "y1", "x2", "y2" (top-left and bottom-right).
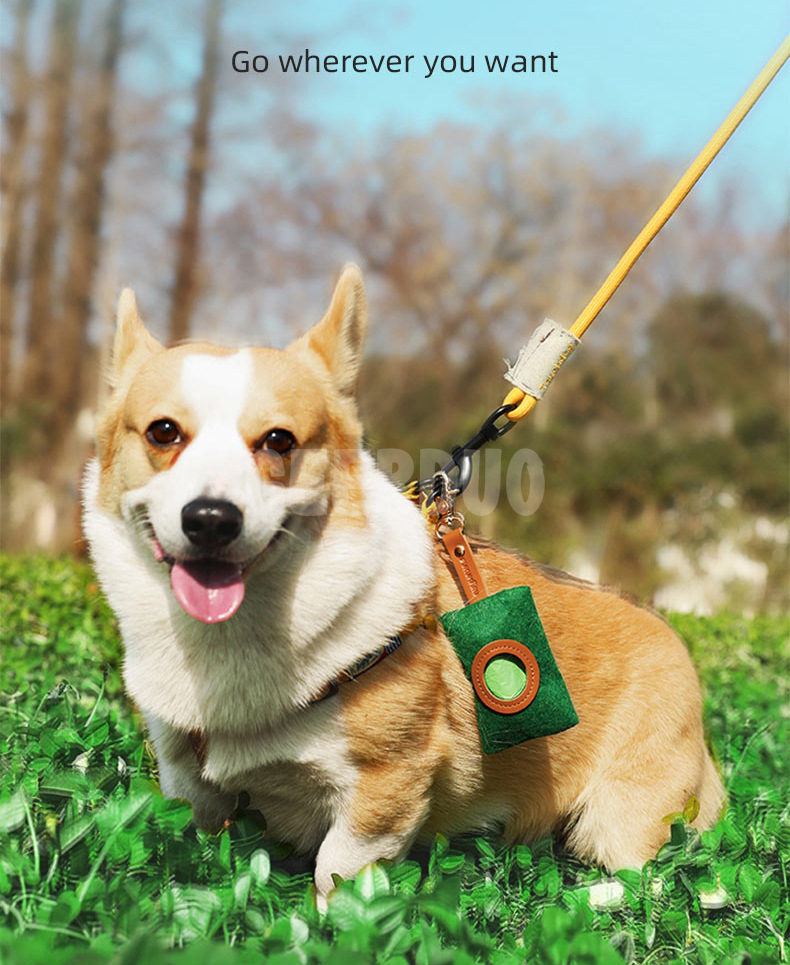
[{"x1": 1, "y1": 555, "x2": 788, "y2": 964}]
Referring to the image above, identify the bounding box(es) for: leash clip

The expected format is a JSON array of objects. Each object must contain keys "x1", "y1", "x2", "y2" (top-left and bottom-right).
[
  {"x1": 440, "y1": 402, "x2": 518, "y2": 496},
  {"x1": 418, "y1": 402, "x2": 519, "y2": 511},
  {"x1": 431, "y1": 470, "x2": 465, "y2": 537},
  {"x1": 430, "y1": 470, "x2": 455, "y2": 513}
]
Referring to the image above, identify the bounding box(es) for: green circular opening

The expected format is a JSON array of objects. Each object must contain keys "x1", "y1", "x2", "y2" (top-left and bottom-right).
[{"x1": 484, "y1": 653, "x2": 527, "y2": 701}]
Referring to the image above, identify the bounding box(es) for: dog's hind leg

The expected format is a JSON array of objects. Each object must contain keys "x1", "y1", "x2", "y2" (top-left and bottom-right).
[
  {"x1": 564, "y1": 740, "x2": 724, "y2": 870},
  {"x1": 694, "y1": 750, "x2": 726, "y2": 829}
]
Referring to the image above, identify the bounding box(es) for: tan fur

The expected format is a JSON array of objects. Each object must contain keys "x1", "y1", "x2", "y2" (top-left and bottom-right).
[
  {"x1": 343, "y1": 538, "x2": 724, "y2": 868},
  {"x1": 87, "y1": 265, "x2": 724, "y2": 897},
  {"x1": 96, "y1": 330, "x2": 368, "y2": 526}
]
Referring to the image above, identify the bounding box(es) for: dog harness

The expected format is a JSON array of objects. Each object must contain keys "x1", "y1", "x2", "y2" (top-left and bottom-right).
[
  {"x1": 187, "y1": 616, "x2": 428, "y2": 771},
  {"x1": 307, "y1": 619, "x2": 426, "y2": 704}
]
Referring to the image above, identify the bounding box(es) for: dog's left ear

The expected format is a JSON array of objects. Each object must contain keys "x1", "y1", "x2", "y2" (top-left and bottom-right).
[{"x1": 299, "y1": 264, "x2": 367, "y2": 396}]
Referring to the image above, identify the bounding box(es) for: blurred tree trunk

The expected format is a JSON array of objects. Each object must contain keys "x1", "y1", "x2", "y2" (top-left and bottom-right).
[
  {"x1": 0, "y1": 0, "x2": 35, "y2": 412},
  {"x1": 168, "y1": 0, "x2": 222, "y2": 343},
  {"x1": 49, "y1": 0, "x2": 125, "y2": 448},
  {"x1": 21, "y1": 0, "x2": 81, "y2": 405}
]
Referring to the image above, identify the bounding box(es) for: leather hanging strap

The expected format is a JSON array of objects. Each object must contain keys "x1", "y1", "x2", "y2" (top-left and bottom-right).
[{"x1": 440, "y1": 526, "x2": 488, "y2": 604}]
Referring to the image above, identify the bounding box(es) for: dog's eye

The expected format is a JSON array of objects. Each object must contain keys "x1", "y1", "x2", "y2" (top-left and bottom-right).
[
  {"x1": 259, "y1": 428, "x2": 296, "y2": 455},
  {"x1": 146, "y1": 419, "x2": 182, "y2": 447}
]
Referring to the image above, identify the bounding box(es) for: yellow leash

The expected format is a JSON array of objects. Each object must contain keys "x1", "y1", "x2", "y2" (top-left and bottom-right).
[{"x1": 503, "y1": 35, "x2": 790, "y2": 423}]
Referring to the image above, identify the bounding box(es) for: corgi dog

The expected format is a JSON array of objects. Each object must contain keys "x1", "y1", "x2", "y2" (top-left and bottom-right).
[{"x1": 83, "y1": 265, "x2": 724, "y2": 906}]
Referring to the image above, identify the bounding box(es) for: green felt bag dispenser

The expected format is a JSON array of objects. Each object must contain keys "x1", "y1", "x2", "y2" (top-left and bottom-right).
[{"x1": 440, "y1": 586, "x2": 579, "y2": 754}]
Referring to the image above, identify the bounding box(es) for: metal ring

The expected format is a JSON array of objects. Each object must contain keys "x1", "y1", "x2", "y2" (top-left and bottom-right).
[{"x1": 435, "y1": 512, "x2": 465, "y2": 537}]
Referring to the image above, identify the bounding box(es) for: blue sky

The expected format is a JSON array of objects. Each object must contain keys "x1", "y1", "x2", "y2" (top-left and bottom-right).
[{"x1": 222, "y1": 0, "x2": 789, "y2": 225}]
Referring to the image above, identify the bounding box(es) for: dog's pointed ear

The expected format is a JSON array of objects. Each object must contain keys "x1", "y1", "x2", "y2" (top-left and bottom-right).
[
  {"x1": 300, "y1": 264, "x2": 367, "y2": 396},
  {"x1": 110, "y1": 288, "x2": 163, "y2": 386}
]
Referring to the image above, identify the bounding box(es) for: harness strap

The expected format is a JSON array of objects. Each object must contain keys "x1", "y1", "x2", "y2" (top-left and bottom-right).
[
  {"x1": 307, "y1": 626, "x2": 417, "y2": 704},
  {"x1": 186, "y1": 615, "x2": 429, "y2": 773}
]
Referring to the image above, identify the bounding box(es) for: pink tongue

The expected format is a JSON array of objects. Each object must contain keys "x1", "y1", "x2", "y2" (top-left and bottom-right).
[{"x1": 170, "y1": 559, "x2": 245, "y2": 623}]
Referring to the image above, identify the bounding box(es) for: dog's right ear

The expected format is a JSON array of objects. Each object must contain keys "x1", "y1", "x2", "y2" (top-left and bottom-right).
[
  {"x1": 294, "y1": 264, "x2": 368, "y2": 397},
  {"x1": 109, "y1": 288, "x2": 163, "y2": 387}
]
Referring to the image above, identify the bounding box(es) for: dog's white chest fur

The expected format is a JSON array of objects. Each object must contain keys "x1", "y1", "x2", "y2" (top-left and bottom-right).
[
  {"x1": 85, "y1": 453, "x2": 432, "y2": 730},
  {"x1": 83, "y1": 450, "x2": 435, "y2": 845}
]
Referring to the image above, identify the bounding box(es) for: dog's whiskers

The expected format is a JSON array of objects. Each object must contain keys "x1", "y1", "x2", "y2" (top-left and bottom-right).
[
  {"x1": 276, "y1": 523, "x2": 304, "y2": 546},
  {"x1": 128, "y1": 506, "x2": 153, "y2": 540}
]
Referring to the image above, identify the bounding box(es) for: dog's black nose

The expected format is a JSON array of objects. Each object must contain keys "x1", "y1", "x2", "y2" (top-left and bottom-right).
[{"x1": 181, "y1": 498, "x2": 243, "y2": 549}]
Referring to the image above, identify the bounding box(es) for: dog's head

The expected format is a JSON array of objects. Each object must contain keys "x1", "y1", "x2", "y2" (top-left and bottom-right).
[{"x1": 94, "y1": 265, "x2": 368, "y2": 624}]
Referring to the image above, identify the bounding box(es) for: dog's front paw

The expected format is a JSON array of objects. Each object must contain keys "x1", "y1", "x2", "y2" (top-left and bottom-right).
[{"x1": 315, "y1": 890, "x2": 329, "y2": 915}]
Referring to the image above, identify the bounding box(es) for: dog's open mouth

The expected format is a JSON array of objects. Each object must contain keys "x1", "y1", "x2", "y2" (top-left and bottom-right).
[
  {"x1": 148, "y1": 530, "x2": 286, "y2": 624},
  {"x1": 149, "y1": 537, "x2": 243, "y2": 623},
  {"x1": 171, "y1": 558, "x2": 245, "y2": 624}
]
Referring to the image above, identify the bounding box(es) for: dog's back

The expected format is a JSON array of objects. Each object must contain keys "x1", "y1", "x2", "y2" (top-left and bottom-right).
[{"x1": 340, "y1": 536, "x2": 724, "y2": 871}]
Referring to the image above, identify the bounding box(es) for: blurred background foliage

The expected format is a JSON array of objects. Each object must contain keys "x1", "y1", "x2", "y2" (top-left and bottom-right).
[{"x1": 0, "y1": 0, "x2": 787, "y2": 614}]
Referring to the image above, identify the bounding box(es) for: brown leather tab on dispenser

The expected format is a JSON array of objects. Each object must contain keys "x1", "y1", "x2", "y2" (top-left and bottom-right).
[{"x1": 441, "y1": 526, "x2": 488, "y2": 603}]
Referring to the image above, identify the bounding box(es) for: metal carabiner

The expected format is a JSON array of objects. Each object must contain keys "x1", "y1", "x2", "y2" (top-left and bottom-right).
[
  {"x1": 439, "y1": 402, "x2": 518, "y2": 496},
  {"x1": 447, "y1": 445, "x2": 475, "y2": 495}
]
